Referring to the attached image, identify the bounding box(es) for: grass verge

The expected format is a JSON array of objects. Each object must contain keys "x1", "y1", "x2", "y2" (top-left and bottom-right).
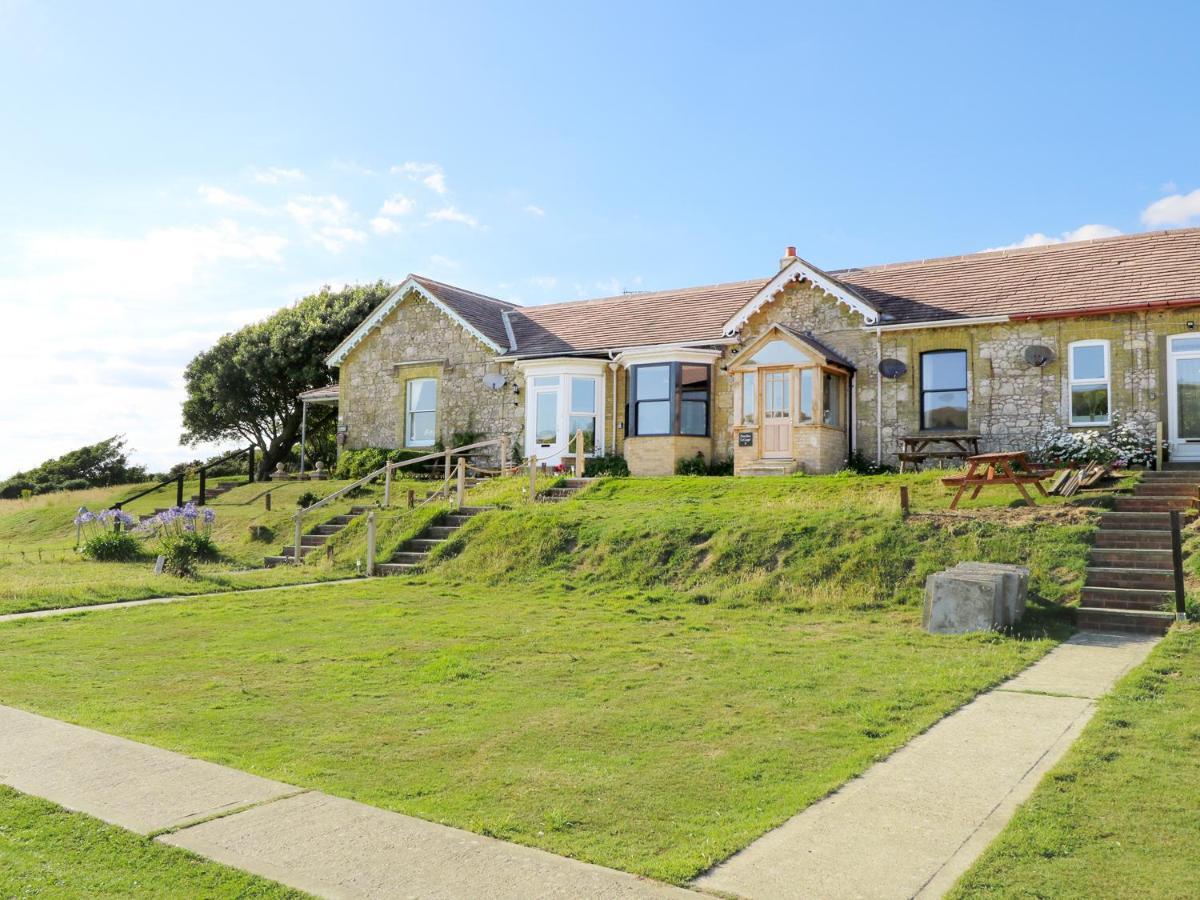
[
  {"x1": 950, "y1": 626, "x2": 1200, "y2": 899},
  {"x1": 0, "y1": 785, "x2": 304, "y2": 898}
]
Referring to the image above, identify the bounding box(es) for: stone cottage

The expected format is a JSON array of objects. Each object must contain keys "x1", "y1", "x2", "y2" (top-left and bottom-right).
[{"x1": 323, "y1": 228, "x2": 1200, "y2": 476}]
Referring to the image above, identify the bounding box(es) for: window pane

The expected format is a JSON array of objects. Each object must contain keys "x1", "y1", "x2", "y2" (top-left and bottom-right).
[
  {"x1": 823, "y1": 374, "x2": 840, "y2": 427},
  {"x1": 532, "y1": 375, "x2": 558, "y2": 388},
  {"x1": 749, "y1": 339, "x2": 808, "y2": 365},
  {"x1": 570, "y1": 377, "x2": 596, "y2": 414},
  {"x1": 408, "y1": 411, "x2": 436, "y2": 446},
  {"x1": 798, "y1": 370, "x2": 813, "y2": 422},
  {"x1": 636, "y1": 400, "x2": 670, "y2": 435},
  {"x1": 1071, "y1": 344, "x2": 1107, "y2": 381},
  {"x1": 568, "y1": 415, "x2": 596, "y2": 451},
  {"x1": 681, "y1": 401, "x2": 707, "y2": 435},
  {"x1": 741, "y1": 372, "x2": 756, "y2": 425},
  {"x1": 408, "y1": 378, "x2": 437, "y2": 412},
  {"x1": 1172, "y1": 337, "x2": 1200, "y2": 354},
  {"x1": 1070, "y1": 384, "x2": 1109, "y2": 423},
  {"x1": 535, "y1": 390, "x2": 558, "y2": 443},
  {"x1": 922, "y1": 351, "x2": 967, "y2": 391},
  {"x1": 1177, "y1": 359, "x2": 1200, "y2": 438},
  {"x1": 923, "y1": 390, "x2": 968, "y2": 430},
  {"x1": 679, "y1": 364, "x2": 708, "y2": 392},
  {"x1": 636, "y1": 365, "x2": 670, "y2": 400}
]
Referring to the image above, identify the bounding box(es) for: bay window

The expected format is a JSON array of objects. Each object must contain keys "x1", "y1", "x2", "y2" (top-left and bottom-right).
[
  {"x1": 568, "y1": 376, "x2": 598, "y2": 451},
  {"x1": 629, "y1": 362, "x2": 711, "y2": 437},
  {"x1": 823, "y1": 372, "x2": 842, "y2": 427},
  {"x1": 920, "y1": 350, "x2": 968, "y2": 430},
  {"x1": 741, "y1": 372, "x2": 757, "y2": 425},
  {"x1": 1068, "y1": 340, "x2": 1110, "y2": 425},
  {"x1": 405, "y1": 377, "x2": 437, "y2": 447}
]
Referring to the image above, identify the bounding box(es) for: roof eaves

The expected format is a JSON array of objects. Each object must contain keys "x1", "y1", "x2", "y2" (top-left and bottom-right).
[{"x1": 723, "y1": 257, "x2": 882, "y2": 335}]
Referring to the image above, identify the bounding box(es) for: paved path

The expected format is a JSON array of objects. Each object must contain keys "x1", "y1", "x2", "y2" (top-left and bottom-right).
[
  {"x1": 0, "y1": 705, "x2": 694, "y2": 899},
  {"x1": 0, "y1": 578, "x2": 362, "y2": 624},
  {"x1": 695, "y1": 631, "x2": 1160, "y2": 899}
]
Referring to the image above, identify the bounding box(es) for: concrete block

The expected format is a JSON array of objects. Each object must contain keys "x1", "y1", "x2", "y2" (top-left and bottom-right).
[
  {"x1": 923, "y1": 572, "x2": 1006, "y2": 634},
  {"x1": 951, "y1": 562, "x2": 1029, "y2": 625}
]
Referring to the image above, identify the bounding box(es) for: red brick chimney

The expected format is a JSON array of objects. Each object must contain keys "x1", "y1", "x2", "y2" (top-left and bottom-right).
[{"x1": 780, "y1": 245, "x2": 797, "y2": 270}]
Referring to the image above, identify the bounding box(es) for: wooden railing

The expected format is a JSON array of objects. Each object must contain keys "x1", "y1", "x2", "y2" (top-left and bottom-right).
[
  {"x1": 109, "y1": 445, "x2": 256, "y2": 518},
  {"x1": 526, "y1": 429, "x2": 588, "y2": 500}
]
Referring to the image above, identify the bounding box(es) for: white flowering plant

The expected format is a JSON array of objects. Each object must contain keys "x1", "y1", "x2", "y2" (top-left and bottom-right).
[{"x1": 1030, "y1": 414, "x2": 1157, "y2": 468}]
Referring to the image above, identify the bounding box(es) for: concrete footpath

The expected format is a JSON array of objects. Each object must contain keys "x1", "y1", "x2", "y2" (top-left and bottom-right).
[
  {"x1": 0, "y1": 578, "x2": 362, "y2": 624},
  {"x1": 0, "y1": 704, "x2": 693, "y2": 899},
  {"x1": 695, "y1": 631, "x2": 1160, "y2": 899}
]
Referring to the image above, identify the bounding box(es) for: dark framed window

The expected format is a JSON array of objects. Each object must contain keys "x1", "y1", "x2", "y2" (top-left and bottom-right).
[
  {"x1": 920, "y1": 350, "x2": 968, "y2": 430},
  {"x1": 628, "y1": 362, "x2": 711, "y2": 437}
]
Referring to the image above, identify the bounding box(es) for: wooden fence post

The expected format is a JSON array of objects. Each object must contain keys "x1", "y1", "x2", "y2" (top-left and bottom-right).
[
  {"x1": 456, "y1": 457, "x2": 466, "y2": 510},
  {"x1": 575, "y1": 429, "x2": 585, "y2": 478},
  {"x1": 1170, "y1": 509, "x2": 1186, "y2": 621},
  {"x1": 198, "y1": 467, "x2": 207, "y2": 507},
  {"x1": 407, "y1": 488, "x2": 415, "y2": 509},
  {"x1": 293, "y1": 513, "x2": 303, "y2": 567},
  {"x1": 899, "y1": 485, "x2": 910, "y2": 519},
  {"x1": 176, "y1": 475, "x2": 184, "y2": 508},
  {"x1": 444, "y1": 450, "x2": 451, "y2": 483},
  {"x1": 528, "y1": 455, "x2": 537, "y2": 502},
  {"x1": 384, "y1": 461, "x2": 393, "y2": 508},
  {"x1": 265, "y1": 492, "x2": 271, "y2": 511},
  {"x1": 366, "y1": 510, "x2": 376, "y2": 576},
  {"x1": 1156, "y1": 420, "x2": 1165, "y2": 471},
  {"x1": 248, "y1": 446, "x2": 256, "y2": 483},
  {"x1": 500, "y1": 434, "x2": 510, "y2": 473}
]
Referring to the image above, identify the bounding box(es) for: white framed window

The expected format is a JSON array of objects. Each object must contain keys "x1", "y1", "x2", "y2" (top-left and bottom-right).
[
  {"x1": 568, "y1": 376, "x2": 598, "y2": 452},
  {"x1": 405, "y1": 377, "x2": 437, "y2": 447},
  {"x1": 1068, "y1": 340, "x2": 1110, "y2": 426}
]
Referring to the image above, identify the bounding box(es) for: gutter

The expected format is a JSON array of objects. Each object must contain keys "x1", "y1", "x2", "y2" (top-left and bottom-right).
[
  {"x1": 1010, "y1": 298, "x2": 1200, "y2": 322},
  {"x1": 868, "y1": 314, "x2": 1010, "y2": 332}
]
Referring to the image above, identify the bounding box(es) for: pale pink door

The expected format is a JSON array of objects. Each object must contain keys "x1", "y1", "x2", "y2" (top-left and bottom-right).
[{"x1": 762, "y1": 369, "x2": 792, "y2": 458}]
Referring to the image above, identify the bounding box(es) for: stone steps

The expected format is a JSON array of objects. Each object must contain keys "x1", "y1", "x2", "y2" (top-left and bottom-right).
[
  {"x1": 264, "y1": 505, "x2": 372, "y2": 566},
  {"x1": 537, "y1": 477, "x2": 594, "y2": 503},
  {"x1": 377, "y1": 506, "x2": 495, "y2": 576},
  {"x1": 1083, "y1": 567, "x2": 1175, "y2": 590},
  {"x1": 1076, "y1": 607, "x2": 1176, "y2": 634}
]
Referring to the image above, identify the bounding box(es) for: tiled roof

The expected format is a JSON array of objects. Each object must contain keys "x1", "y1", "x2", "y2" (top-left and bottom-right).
[
  {"x1": 298, "y1": 384, "x2": 340, "y2": 401},
  {"x1": 503, "y1": 278, "x2": 769, "y2": 356},
  {"x1": 411, "y1": 275, "x2": 518, "y2": 349},
  {"x1": 834, "y1": 228, "x2": 1200, "y2": 324}
]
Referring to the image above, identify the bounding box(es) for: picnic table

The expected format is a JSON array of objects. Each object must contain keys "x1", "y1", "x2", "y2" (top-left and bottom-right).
[
  {"x1": 941, "y1": 451, "x2": 1049, "y2": 510},
  {"x1": 898, "y1": 432, "x2": 981, "y2": 472}
]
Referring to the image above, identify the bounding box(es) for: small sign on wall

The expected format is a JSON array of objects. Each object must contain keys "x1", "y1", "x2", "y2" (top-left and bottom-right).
[{"x1": 738, "y1": 431, "x2": 754, "y2": 447}]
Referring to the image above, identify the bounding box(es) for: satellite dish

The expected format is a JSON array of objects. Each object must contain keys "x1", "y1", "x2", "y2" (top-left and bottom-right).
[
  {"x1": 482, "y1": 373, "x2": 507, "y2": 390},
  {"x1": 1023, "y1": 345, "x2": 1055, "y2": 367},
  {"x1": 878, "y1": 358, "x2": 908, "y2": 379}
]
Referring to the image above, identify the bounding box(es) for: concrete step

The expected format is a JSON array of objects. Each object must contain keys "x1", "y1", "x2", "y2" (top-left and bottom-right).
[
  {"x1": 1088, "y1": 547, "x2": 1174, "y2": 568},
  {"x1": 561, "y1": 478, "x2": 594, "y2": 488},
  {"x1": 1080, "y1": 585, "x2": 1173, "y2": 609},
  {"x1": 280, "y1": 545, "x2": 319, "y2": 558},
  {"x1": 376, "y1": 562, "x2": 418, "y2": 575},
  {"x1": 300, "y1": 535, "x2": 327, "y2": 547},
  {"x1": 1076, "y1": 607, "x2": 1175, "y2": 634},
  {"x1": 313, "y1": 524, "x2": 343, "y2": 536},
  {"x1": 1098, "y1": 511, "x2": 1188, "y2": 530},
  {"x1": 348, "y1": 506, "x2": 372, "y2": 515},
  {"x1": 443, "y1": 515, "x2": 473, "y2": 527},
  {"x1": 1133, "y1": 483, "x2": 1199, "y2": 496},
  {"x1": 326, "y1": 515, "x2": 354, "y2": 526},
  {"x1": 457, "y1": 506, "x2": 495, "y2": 515},
  {"x1": 404, "y1": 538, "x2": 445, "y2": 552},
  {"x1": 427, "y1": 526, "x2": 457, "y2": 540},
  {"x1": 1140, "y1": 472, "x2": 1200, "y2": 481},
  {"x1": 1092, "y1": 529, "x2": 1173, "y2": 549},
  {"x1": 388, "y1": 551, "x2": 427, "y2": 564},
  {"x1": 1084, "y1": 567, "x2": 1175, "y2": 590},
  {"x1": 263, "y1": 555, "x2": 293, "y2": 567},
  {"x1": 1113, "y1": 497, "x2": 1195, "y2": 513}
]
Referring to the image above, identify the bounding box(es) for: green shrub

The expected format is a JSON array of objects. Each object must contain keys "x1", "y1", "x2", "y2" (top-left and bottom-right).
[
  {"x1": 297, "y1": 490, "x2": 320, "y2": 509},
  {"x1": 81, "y1": 531, "x2": 143, "y2": 562},
  {"x1": 60, "y1": 478, "x2": 89, "y2": 491},
  {"x1": 335, "y1": 446, "x2": 444, "y2": 479},
  {"x1": 585, "y1": 454, "x2": 630, "y2": 477},
  {"x1": 675, "y1": 454, "x2": 709, "y2": 476},
  {"x1": 159, "y1": 531, "x2": 219, "y2": 577},
  {"x1": 842, "y1": 450, "x2": 895, "y2": 476},
  {"x1": 706, "y1": 456, "x2": 734, "y2": 476}
]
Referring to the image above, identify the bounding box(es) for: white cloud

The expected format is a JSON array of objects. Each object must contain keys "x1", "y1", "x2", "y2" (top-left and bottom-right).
[
  {"x1": 523, "y1": 204, "x2": 546, "y2": 217},
  {"x1": 370, "y1": 216, "x2": 400, "y2": 235},
  {"x1": 251, "y1": 166, "x2": 305, "y2": 184},
  {"x1": 198, "y1": 185, "x2": 266, "y2": 213},
  {"x1": 1141, "y1": 188, "x2": 1200, "y2": 227},
  {"x1": 426, "y1": 206, "x2": 481, "y2": 228},
  {"x1": 379, "y1": 193, "x2": 415, "y2": 217},
  {"x1": 986, "y1": 223, "x2": 1122, "y2": 251},
  {"x1": 391, "y1": 161, "x2": 448, "y2": 194},
  {"x1": 284, "y1": 194, "x2": 366, "y2": 252}
]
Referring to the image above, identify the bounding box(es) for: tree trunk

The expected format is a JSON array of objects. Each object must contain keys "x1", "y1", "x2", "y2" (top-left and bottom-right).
[{"x1": 256, "y1": 408, "x2": 303, "y2": 480}]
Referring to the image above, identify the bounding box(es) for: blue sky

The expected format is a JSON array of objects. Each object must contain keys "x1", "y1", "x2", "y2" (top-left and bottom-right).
[{"x1": 2, "y1": 0, "x2": 1199, "y2": 473}]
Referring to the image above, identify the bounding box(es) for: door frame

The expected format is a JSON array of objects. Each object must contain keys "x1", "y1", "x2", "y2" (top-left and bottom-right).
[
  {"x1": 760, "y1": 366, "x2": 793, "y2": 459},
  {"x1": 1167, "y1": 333, "x2": 1200, "y2": 461}
]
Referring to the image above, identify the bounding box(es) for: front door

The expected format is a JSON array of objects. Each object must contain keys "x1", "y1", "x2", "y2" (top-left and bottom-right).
[
  {"x1": 762, "y1": 368, "x2": 792, "y2": 458},
  {"x1": 1168, "y1": 335, "x2": 1200, "y2": 461}
]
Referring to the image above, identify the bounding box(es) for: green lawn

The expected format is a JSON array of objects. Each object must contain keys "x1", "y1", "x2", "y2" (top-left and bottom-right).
[
  {"x1": 950, "y1": 626, "x2": 1200, "y2": 899},
  {"x1": 0, "y1": 785, "x2": 303, "y2": 898},
  {"x1": 0, "y1": 474, "x2": 1094, "y2": 884},
  {"x1": 0, "y1": 473, "x2": 542, "y2": 616}
]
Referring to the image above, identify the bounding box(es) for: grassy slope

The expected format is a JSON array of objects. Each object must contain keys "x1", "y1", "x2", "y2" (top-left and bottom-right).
[
  {"x1": 951, "y1": 626, "x2": 1200, "y2": 899},
  {"x1": 0, "y1": 786, "x2": 304, "y2": 898},
  {"x1": 0, "y1": 473, "x2": 1094, "y2": 883},
  {"x1": 0, "y1": 473, "x2": 541, "y2": 615}
]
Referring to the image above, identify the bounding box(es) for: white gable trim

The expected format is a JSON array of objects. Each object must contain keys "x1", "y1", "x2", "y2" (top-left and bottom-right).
[
  {"x1": 325, "y1": 277, "x2": 504, "y2": 367},
  {"x1": 722, "y1": 257, "x2": 881, "y2": 335}
]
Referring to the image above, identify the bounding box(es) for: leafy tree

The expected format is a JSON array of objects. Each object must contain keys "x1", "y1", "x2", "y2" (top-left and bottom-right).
[
  {"x1": 181, "y1": 282, "x2": 391, "y2": 478},
  {"x1": 0, "y1": 436, "x2": 148, "y2": 498}
]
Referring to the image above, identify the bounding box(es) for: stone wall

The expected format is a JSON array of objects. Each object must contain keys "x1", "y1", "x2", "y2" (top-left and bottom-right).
[
  {"x1": 625, "y1": 435, "x2": 713, "y2": 476},
  {"x1": 337, "y1": 290, "x2": 522, "y2": 456}
]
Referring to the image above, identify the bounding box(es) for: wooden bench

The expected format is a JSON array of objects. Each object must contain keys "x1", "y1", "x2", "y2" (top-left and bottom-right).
[
  {"x1": 898, "y1": 433, "x2": 981, "y2": 472},
  {"x1": 946, "y1": 451, "x2": 1048, "y2": 509}
]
